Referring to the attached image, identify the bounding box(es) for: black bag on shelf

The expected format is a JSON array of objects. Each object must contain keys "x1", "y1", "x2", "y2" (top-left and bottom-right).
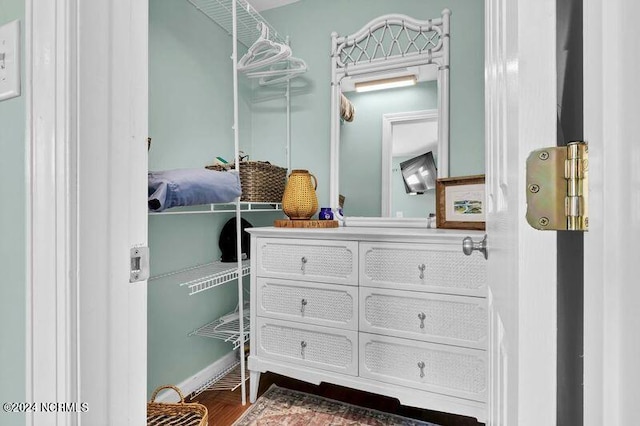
[{"x1": 219, "y1": 217, "x2": 253, "y2": 262}]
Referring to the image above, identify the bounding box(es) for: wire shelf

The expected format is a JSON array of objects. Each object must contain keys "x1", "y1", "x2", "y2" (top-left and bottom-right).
[
  {"x1": 189, "y1": 306, "x2": 250, "y2": 350},
  {"x1": 186, "y1": 0, "x2": 287, "y2": 48},
  {"x1": 149, "y1": 202, "x2": 282, "y2": 216},
  {"x1": 149, "y1": 260, "x2": 250, "y2": 295},
  {"x1": 191, "y1": 361, "x2": 249, "y2": 397}
]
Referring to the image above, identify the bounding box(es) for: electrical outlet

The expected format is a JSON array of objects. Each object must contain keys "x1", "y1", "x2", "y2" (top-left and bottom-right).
[{"x1": 0, "y1": 20, "x2": 20, "y2": 102}]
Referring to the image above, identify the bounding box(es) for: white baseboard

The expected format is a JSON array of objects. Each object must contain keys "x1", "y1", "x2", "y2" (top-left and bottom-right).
[{"x1": 153, "y1": 350, "x2": 238, "y2": 403}]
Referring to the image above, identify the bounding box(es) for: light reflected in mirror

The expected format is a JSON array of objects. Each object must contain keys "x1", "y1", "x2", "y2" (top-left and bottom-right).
[
  {"x1": 399, "y1": 152, "x2": 437, "y2": 194},
  {"x1": 339, "y1": 80, "x2": 439, "y2": 218}
]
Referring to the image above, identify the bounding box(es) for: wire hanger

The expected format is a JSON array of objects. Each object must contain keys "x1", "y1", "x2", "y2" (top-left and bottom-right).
[
  {"x1": 246, "y1": 56, "x2": 308, "y2": 86},
  {"x1": 244, "y1": 56, "x2": 306, "y2": 78},
  {"x1": 237, "y1": 23, "x2": 292, "y2": 72},
  {"x1": 259, "y1": 61, "x2": 307, "y2": 86}
]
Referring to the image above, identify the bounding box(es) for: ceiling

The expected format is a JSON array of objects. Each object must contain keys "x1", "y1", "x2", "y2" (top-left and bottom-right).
[{"x1": 249, "y1": 0, "x2": 300, "y2": 12}]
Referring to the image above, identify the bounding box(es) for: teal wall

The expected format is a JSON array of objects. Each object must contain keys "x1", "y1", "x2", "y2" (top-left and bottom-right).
[
  {"x1": 0, "y1": 2, "x2": 25, "y2": 426},
  {"x1": 264, "y1": 0, "x2": 485, "y2": 208},
  {"x1": 148, "y1": 0, "x2": 282, "y2": 396}
]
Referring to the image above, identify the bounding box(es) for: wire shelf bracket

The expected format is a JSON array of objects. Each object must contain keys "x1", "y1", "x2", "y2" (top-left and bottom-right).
[
  {"x1": 148, "y1": 202, "x2": 282, "y2": 216},
  {"x1": 189, "y1": 306, "x2": 250, "y2": 350},
  {"x1": 149, "y1": 260, "x2": 251, "y2": 295},
  {"x1": 190, "y1": 361, "x2": 249, "y2": 397}
]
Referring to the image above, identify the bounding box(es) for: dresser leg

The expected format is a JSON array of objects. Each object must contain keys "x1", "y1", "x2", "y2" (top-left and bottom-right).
[{"x1": 249, "y1": 370, "x2": 261, "y2": 403}]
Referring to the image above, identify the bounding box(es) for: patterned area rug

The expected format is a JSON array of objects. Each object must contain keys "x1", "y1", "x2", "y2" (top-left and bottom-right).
[{"x1": 232, "y1": 385, "x2": 440, "y2": 426}]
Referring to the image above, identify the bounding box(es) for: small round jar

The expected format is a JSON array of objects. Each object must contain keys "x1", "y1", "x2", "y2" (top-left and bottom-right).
[{"x1": 318, "y1": 207, "x2": 333, "y2": 220}]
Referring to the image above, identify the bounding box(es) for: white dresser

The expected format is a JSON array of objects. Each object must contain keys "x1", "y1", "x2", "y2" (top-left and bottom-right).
[{"x1": 247, "y1": 226, "x2": 488, "y2": 422}]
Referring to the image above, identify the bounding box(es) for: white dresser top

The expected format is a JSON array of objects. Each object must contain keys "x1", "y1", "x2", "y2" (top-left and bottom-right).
[{"x1": 247, "y1": 225, "x2": 485, "y2": 245}]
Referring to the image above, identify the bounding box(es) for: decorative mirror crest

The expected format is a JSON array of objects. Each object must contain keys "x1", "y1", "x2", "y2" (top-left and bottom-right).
[{"x1": 333, "y1": 14, "x2": 448, "y2": 71}]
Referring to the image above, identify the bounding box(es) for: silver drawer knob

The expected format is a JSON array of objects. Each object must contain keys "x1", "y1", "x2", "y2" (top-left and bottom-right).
[
  {"x1": 300, "y1": 340, "x2": 307, "y2": 357},
  {"x1": 418, "y1": 264, "x2": 426, "y2": 280},
  {"x1": 300, "y1": 298, "x2": 308, "y2": 314},
  {"x1": 301, "y1": 256, "x2": 307, "y2": 271},
  {"x1": 462, "y1": 234, "x2": 488, "y2": 259},
  {"x1": 418, "y1": 312, "x2": 426, "y2": 329},
  {"x1": 417, "y1": 361, "x2": 425, "y2": 378}
]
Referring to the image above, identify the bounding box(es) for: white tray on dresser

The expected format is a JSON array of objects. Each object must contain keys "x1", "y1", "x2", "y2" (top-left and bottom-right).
[{"x1": 246, "y1": 226, "x2": 488, "y2": 423}]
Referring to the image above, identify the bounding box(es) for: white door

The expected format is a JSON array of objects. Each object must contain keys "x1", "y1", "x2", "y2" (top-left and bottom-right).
[
  {"x1": 27, "y1": 0, "x2": 148, "y2": 425},
  {"x1": 486, "y1": 0, "x2": 640, "y2": 424},
  {"x1": 485, "y1": 0, "x2": 558, "y2": 424}
]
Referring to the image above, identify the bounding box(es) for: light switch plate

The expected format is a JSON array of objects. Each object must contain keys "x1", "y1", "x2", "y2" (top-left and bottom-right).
[{"x1": 0, "y1": 20, "x2": 21, "y2": 102}]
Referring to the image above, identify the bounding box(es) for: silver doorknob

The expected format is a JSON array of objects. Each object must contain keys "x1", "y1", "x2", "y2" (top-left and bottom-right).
[{"x1": 462, "y1": 234, "x2": 488, "y2": 259}]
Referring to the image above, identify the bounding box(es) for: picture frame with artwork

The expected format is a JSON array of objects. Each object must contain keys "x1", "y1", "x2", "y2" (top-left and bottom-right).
[{"x1": 436, "y1": 174, "x2": 486, "y2": 230}]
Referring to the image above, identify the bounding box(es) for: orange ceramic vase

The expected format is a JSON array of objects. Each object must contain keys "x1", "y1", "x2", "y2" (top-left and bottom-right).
[{"x1": 282, "y1": 169, "x2": 319, "y2": 220}]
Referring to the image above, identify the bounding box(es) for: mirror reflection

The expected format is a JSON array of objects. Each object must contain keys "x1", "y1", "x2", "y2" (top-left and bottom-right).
[{"x1": 339, "y1": 80, "x2": 439, "y2": 218}]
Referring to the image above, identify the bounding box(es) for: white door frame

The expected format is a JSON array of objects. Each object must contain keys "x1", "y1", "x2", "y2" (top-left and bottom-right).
[
  {"x1": 381, "y1": 109, "x2": 439, "y2": 217},
  {"x1": 25, "y1": 0, "x2": 79, "y2": 423},
  {"x1": 26, "y1": 0, "x2": 148, "y2": 425},
  {"x1": 583, "y1": 0, "x2": 640, "y2": 424}
]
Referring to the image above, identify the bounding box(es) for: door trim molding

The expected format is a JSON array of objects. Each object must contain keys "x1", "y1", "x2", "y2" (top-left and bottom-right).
[
  {"x1": 583, "y1": 0, "x2": 640, "y2": 424},
  {"x1": 26, "y1": 0, "x2": 148, "y2": 424},
  {"x1": 25, "y1": 0, "x2": 80, "y2": 423}
]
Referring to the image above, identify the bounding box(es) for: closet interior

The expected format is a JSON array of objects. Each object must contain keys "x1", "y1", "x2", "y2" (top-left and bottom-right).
[{"x1": 148, "y1": 0, "x2": 306, "y2": 405}]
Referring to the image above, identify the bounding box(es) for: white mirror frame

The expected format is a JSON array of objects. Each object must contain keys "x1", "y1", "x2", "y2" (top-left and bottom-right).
[
  {"x1": 381, "y1": 109, "x2": 439, "y2": 217},
  {"x1": 329, "y1": 10, "x2": 451, "y2": 215}
]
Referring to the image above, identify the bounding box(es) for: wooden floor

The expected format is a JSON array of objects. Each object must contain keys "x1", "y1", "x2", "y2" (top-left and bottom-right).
[{"x1": 190, "y1": 371, "x2": 485, "y2": 426}]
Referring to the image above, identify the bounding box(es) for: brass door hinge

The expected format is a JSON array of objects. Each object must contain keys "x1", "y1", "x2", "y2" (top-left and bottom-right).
[{"x1": 526, "y1": 141, "x2": 588, "y2": 231}]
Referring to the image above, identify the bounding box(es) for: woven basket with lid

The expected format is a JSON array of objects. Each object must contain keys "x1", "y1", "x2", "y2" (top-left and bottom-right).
[{"x1": 206, "y1": 161, "x2": 286, "y2": 203}]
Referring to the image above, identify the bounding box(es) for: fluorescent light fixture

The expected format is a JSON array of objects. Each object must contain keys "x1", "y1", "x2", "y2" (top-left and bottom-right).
[
  {"x1": 400, "y1": 152, "x2": 437, "y2": 194},
  {"x1": 355, "y1": 75, "x2": 417, "y2": 93},
  {"x1": 405, "y1": 174, "x2": 420, "y2": 185}
]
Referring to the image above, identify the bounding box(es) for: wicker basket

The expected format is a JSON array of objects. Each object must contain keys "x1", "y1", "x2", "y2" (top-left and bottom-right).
[
  {"x1": 206, "y1": 161, "x2": 287, "y2": 203},
  {"x1": 147, "y1": 385, "x2": 208, "y2": 426}
]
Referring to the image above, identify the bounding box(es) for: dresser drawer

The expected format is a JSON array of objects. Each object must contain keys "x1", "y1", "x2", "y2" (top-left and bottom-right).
[
  {"x1": 256, "y1": 317, "x2": 358, "y2": 376},
  {"x1": 256, "y1": 277, "x2": 358, "y2": 330},
  {"x1": 256, "y1": 238, "x2": 358, "y2": 285},
  {"x1": 359, "y1": 333, "x2": 486, "y2": 402},
  {"x1": 360, "y1": 242, "x2": 487, "y2": 297},
  {"x1": 360, "y1": 287, "x2": 487, "y2": 349}
]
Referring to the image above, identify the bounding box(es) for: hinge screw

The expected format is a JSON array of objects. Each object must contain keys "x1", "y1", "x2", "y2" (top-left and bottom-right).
[
  {"x1": 539, "y1": 151, "x2": 549, "y2": 160},
  {"x1": 528, "y1": 184, "x2": 540, "y2": 193},
  {"x1": 539, "y1": 217, "x2": 549, "y2": 227}
]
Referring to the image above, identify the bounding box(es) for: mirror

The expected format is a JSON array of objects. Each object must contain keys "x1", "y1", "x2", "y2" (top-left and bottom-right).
[
  {"x1": 340, "y1": 83, "x2": 440, "y2": 218},
  {"x1": 329, "y1": 11, "x2": 451, "y2": 222}
]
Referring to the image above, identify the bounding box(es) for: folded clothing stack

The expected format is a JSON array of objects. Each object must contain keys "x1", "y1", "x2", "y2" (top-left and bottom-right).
[{"x1": 148, "y1": 168, "x2": 242, "y2": 212}]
